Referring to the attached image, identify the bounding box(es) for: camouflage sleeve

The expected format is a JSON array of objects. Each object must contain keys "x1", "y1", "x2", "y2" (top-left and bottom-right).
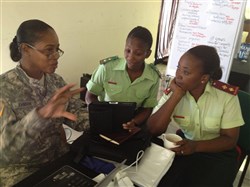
[
  {"x1": 63, "y1": 97, "x2": 90, "y2": 132},
  {"x1": 0, "y1": 98, "x2": 51, "y2": 164}
]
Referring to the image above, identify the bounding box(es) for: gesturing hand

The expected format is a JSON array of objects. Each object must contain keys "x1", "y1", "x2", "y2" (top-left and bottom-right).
[{"x1": 38, "y1": 83, "x2": 85, "y2": 121}]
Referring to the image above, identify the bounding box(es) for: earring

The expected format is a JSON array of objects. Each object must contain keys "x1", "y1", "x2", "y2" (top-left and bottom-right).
[{"x1": 201, "y1": 81, "x2": 205, "y2": 84}]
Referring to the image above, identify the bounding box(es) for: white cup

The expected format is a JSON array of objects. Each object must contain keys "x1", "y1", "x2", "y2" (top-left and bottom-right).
[{"x1": 161, "y1": 133, "x2": 182, "y2": 149}]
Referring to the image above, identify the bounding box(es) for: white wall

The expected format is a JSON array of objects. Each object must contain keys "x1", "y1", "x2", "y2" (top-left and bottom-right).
[{"x1": 1, "y1": 0, "x2": 161, "y2": 87}]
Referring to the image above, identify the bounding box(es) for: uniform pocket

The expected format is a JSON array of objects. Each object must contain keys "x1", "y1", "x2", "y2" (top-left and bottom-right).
[
  {"x1": 173, "y1": 115, "x2": 191, "y2": 127},
  {"x1": 103, "y1": 82, "x2": 122, "y2": 96},
  {"x1": 135, "y1": 90, "x2": 148, "y2": 99},
  {"x1": 203, "y1": 117, "x2": 221, "y2": 133}
]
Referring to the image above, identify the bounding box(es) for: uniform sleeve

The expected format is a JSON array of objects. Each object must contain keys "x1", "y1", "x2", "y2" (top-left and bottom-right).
[
  {"x1": 221, "y1": 95, "x2": 244, "y2": 129},
  {"x1": 142, "y1": 77, "x2": 160, "y2": 108},
  {"x1": 63, "y1": 98, "x2": 89, "y2": 131},
  {"x1": 0, "y1": 98, "x2": 51, "y2": 164},
  {"x1": 54, "y1": 75, "x2": 90, "y2": 132},
  {"x1": 152, "y1": 93, "x2": 169, "y2": 114},
  {"x1": 86, "y1": 64, "x2": 106, "y2": 96}
]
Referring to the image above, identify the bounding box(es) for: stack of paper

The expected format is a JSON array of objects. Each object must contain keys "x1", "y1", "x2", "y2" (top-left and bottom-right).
[{"x1": 125, "y1": 143, "x2": 175, "y2": 187}]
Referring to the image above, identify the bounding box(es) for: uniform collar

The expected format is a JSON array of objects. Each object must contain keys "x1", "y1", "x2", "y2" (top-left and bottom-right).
[
  {"x1": 113, "y1": 58, "x2": 155, "y2": 81},
  {"x1": 204, "y1": 82, "x2": 216, "y2": 96},
  {"x1": 113, "y1": 58, "x2": 127, "y2": 70},
  {"x1": 186, "y1": 82, "x2": 215, "y2": 99},
  {"x1": 16, "y1": 64, "x2": 45, "y2": 86}
]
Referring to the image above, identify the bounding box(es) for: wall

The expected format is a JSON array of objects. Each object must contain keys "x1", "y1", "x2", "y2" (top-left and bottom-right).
[
  {"x1": 242, "y1": 0, "x2": 250, "y2": 42},
  {"x1": 1, "y1": 0, "x2": 161, "y2": 86}
]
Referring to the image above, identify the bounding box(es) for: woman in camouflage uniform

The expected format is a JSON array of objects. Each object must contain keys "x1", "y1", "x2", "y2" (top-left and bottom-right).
[{"x1": 0, "y1": 19, "x2": 89, "y2": 186}]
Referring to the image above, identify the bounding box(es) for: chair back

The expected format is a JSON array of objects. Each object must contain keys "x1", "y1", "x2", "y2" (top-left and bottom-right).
[
  {"x1": 80, "y1": 73, "x2": 92, "y2": 101},
  {"x1": 237, "y1": 90, "x2": 250, "y2": 152}
]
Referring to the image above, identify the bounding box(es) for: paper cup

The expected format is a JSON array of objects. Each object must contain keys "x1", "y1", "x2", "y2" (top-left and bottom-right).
[{"x1": 162, "y1": 133, "x2": 182, "y2": 149}]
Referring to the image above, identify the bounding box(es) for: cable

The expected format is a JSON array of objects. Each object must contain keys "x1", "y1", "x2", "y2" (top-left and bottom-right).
[{"x1": 120, "y1": 150, "x2": 144, "y2": 173}]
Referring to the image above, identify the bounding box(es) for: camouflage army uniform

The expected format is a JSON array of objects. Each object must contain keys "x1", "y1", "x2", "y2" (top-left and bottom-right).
[{"x1": 0, "y1": 65, "x2": 89, "y2": 186}]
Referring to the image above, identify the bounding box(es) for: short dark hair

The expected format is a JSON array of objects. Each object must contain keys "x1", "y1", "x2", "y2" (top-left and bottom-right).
[
  {"x1": 186, "y1": 45, "x2": 222, "y2": 80},
  {"x1": 9, "y1": 19, "x2": 54, "y2": 62},
  {"x1": 127, "y1": 26, "x2": 153, "y2": 49}
]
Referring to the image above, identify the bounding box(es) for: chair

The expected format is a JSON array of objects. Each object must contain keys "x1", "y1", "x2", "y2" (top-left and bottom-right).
[
  {"x1": 80, "y1": 73, "x2": 91, "y2": 101},
  {"x1": 236, "y1": 90, "x2": 250, "y2": 187}
]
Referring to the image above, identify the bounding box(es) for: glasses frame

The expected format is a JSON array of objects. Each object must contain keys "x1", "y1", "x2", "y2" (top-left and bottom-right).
[{"x1": 24, "y1": 43, "x2": 64, "y2": 59}]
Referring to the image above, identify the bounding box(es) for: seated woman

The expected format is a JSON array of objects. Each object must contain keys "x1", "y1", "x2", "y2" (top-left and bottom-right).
[
  {"x1": 0, "y1": 19, "x2": 89, "y2": 186},
  {"x1": 85, "y1": 26, "x2": 160, "y2": 130},
  {"x1": 147, "y1": 45, "x2": 244, "y2": 187}
]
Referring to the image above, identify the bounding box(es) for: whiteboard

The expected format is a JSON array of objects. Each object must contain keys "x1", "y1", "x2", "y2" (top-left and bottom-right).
[{"x1": 166, "y1": 0, "x2": 246, "y2": 82}]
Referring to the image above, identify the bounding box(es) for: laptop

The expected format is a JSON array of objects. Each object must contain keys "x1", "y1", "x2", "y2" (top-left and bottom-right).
[
  {"x1": 88, "y1": 101, "x2": 137, "y2": 134},
  {"x1": 34, "y1": 159, "x2": 126, "y2": 187}
]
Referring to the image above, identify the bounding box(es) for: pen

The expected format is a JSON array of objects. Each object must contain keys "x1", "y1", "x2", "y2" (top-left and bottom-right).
[{"x1": 99, "y1": 134, "x2": 120, "y2": 145}]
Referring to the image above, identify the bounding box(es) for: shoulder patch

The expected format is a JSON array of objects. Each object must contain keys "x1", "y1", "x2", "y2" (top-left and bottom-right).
[
  {"x1": 211, "y1": 80, "x2": 239, "y2": 95},
  {"x1": 100, "y1": 56, "x2": 119, "y2": 64},
  {"x1": 0, "y1": 101, "x2": 4, "y2": 117},
  {"x1": 149, "y1": 63, "x2": 161, "y2": 78}
]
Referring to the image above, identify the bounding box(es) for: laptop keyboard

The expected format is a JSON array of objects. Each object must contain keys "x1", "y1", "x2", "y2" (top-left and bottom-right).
[{"x1": 34, "y1": 165, "x2": 97, "y2": 187}]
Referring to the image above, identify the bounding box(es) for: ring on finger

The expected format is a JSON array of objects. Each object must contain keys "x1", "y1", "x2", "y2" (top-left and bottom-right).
[{"x1": 181, "y1": 150, "x2": 184, "y2": 155}]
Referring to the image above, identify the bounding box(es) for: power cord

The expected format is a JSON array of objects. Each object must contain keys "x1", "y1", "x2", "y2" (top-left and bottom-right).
[
  {"x1": 120, "y1": 150, "x2": 144, "y2": 173},
  {"x1": 107, "y1": 150, "x2": 144, "y2": 186}
]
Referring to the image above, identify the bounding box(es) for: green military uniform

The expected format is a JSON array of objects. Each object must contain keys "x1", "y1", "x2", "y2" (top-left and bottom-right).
[
  {"x1": 153, "y1": 81, "x2": 244, "y2": 140},
  {"x1": 0, "y1": 65, "x2": 89, "y2": 186},
  {"x1": 155, "y1": 81, "x2": 244, "y2": 187},
  {"x1": 86, "y1": 57, "x2": 160, "y2": 108}
]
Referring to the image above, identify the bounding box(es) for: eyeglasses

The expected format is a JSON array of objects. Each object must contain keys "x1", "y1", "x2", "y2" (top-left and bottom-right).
[{"x1": 25, "y1": 43, "x2": 64, "y2": 59}]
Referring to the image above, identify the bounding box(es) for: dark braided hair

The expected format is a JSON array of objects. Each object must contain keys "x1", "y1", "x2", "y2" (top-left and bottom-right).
[
  {"x1": 127, "y1": 26, "x2": 153, "y2": 50},
  {"x1": 186, "y1": 45, "x2": 222, "y2": 80},
  {"x1": 9, "y1": 19, "x2": 54, "y2": 62}
]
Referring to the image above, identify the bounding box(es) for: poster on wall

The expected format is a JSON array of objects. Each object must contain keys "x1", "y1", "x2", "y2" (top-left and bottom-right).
[{"x1": 167, "y1": 0, "x2": 246, "y2": 82}]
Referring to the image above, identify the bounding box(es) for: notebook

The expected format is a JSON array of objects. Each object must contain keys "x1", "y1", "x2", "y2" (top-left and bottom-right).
[
  {"x1": 88, "y1": 101, "x2": 140, "y2": 145},
  {"x1": 34, "y1": 159, "x2": 126, "y2": 187}
]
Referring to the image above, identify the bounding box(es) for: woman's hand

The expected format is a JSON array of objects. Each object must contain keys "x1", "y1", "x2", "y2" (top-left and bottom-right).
[
  {"x1": 122, "y1": 119, "x2": 138, "y2": 132},
  {"x1": 171, "y1": 139, "x2": 197, "y2": 156},
  {"x1": 170, "y1": 78, "x2": 186, "y2": 98},
  {"x1": 38, "y1": 83, "x2": 85, "y2": 121}
]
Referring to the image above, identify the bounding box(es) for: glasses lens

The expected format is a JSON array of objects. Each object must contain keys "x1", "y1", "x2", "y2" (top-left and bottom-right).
[
  {"x1": 48, "y1": 49, "x2": 64, "y2": 59},
  {"x1": 58, "y1": 49, "x2": 64, "y2": 57}
]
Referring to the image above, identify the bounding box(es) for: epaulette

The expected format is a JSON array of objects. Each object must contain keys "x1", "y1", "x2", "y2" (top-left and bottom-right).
[
  {"x1": 99, "y1": 56, "x2": 119, "y2": 64},
  {"x1": 149, "y1": 63, "x2": 161, "y2": 78},
  {"x1": 211, "y1": 80, "x2": 239, "y2": 95}
]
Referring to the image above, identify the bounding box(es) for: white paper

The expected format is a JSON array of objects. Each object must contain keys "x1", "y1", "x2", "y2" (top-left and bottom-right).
[
  {"x1": 125, "y1": 143, "x2": 175, "y2": 187},
  {"x1": 63, "y1": 124, "x2": 83, "y2": 144}
]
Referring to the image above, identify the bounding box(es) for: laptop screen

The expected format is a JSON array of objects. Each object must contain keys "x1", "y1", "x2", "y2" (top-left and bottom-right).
[{"x1": 88, "y1": 101, "x2": 136, "y2": 134}]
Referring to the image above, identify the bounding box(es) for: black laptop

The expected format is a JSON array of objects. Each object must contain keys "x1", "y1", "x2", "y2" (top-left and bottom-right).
[
  {"x1": 88, "y1": 101, "x2": 137, "y2": 134},
  {"x1": 71, "y1": 101, "x2": 151, "y2": 165},
  {"x1": 34, "y1": 159, "x2": 126, "y2": 187}
]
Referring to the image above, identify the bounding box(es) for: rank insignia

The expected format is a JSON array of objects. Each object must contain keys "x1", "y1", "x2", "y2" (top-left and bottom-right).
[
  {"x1": 100, "y1": 56, "x2": 119, "y2": 64},
  {"x1": 211, "y1": 80, "x2": 239, "y2": 95}
]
